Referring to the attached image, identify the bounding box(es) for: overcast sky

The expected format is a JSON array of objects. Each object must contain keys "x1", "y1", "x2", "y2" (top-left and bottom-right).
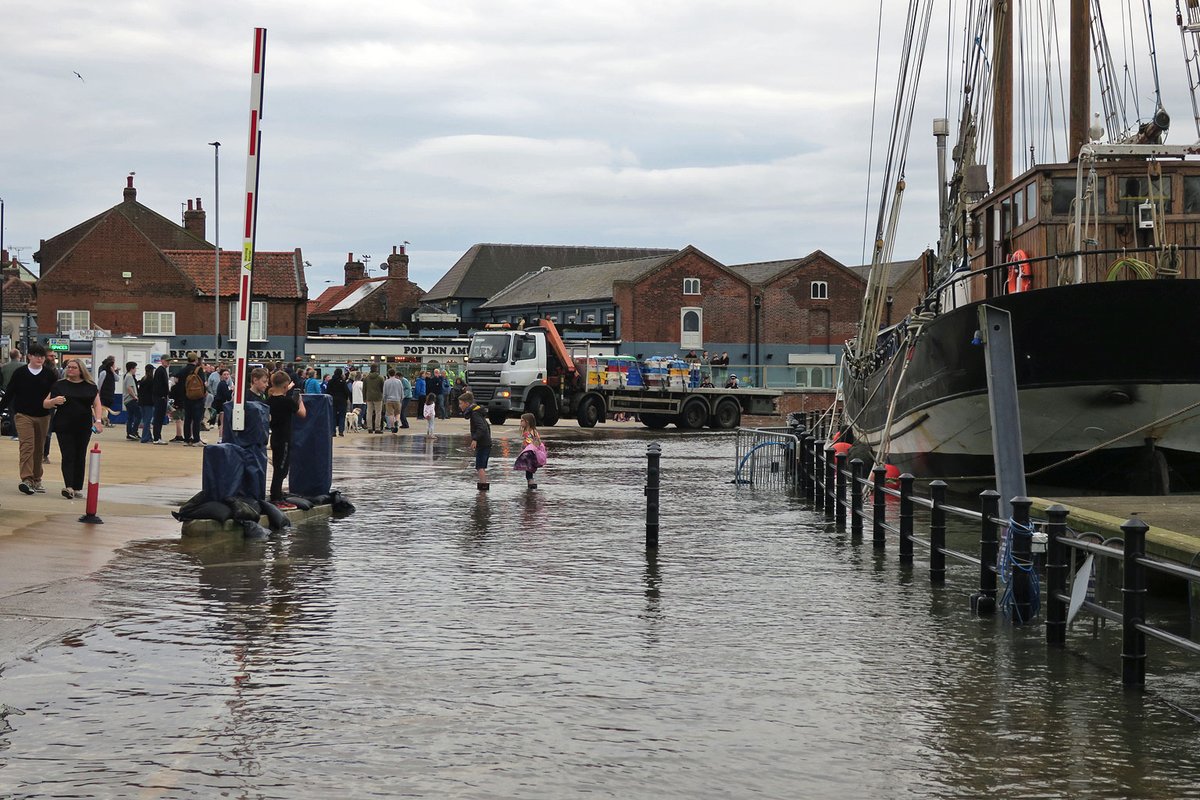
[{"x1": 3, "y1": 1, "x2": 1192, "y2": 293}]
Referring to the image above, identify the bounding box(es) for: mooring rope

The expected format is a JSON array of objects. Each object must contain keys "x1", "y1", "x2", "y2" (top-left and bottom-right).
[{"x1": 999, "y1": 517, "x2": 1041, "y2": 623}]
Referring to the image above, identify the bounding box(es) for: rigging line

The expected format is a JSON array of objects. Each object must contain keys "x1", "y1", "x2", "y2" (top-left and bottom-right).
[
  {"x1": 1051, "y1": 0, "x2": 1068, "y2": 155},
  {"x1": 861, "y1": 0, "x2": 886, "y2": 268},
  {"x1": 1035, "y1": 0, "x2": 1051, "y2": 161},
  {"x1": 1125, "y1": 0, "x2": 1143, "y2": 122},
  {"x1": 1175, "y1": 0, "x2": 1200, "y2": 138},
  {"x1": 1143, "y1": 0, "x2": 1165, "y2": 114},
  {"x1": 1018, "y1": 0, "x2": 1029, "y2": 170}
]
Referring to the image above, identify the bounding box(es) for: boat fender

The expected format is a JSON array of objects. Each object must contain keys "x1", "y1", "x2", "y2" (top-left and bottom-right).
[
  {"x1": 1007, "y1": 250, "x2": 1032, "y2": 293},
  {"x1": 884, "y1": 463, "x2": 901, "y2": 487}
]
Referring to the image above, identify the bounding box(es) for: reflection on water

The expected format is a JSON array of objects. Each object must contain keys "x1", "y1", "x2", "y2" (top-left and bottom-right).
[{"x1": 1, "y1": 429, "x2": 1199, "y2": 799}]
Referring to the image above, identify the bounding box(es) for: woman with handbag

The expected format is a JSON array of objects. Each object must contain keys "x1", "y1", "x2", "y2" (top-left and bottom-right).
[{"x1": 512, "y1": 412, "x2": 546, "y2": 490}]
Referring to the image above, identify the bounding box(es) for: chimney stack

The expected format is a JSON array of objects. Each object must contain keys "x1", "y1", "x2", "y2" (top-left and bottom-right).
[
  {"x1": 123, "y1": 175, "x2": 137, "y2": 203},
  {"x1": 344, "y1": 252, "x2": 365, "y2": 285},
  {"x1": 183, "y1": 197, "x2": 206, "y2": 240},
  {"x1": 385, "y1": 244, "x2": 410, "y2": 281}
]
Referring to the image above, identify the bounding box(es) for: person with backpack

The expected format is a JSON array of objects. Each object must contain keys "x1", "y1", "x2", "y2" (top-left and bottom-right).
[{"x1": 180, "y1": 353, "x2": 208, "y2": 446}]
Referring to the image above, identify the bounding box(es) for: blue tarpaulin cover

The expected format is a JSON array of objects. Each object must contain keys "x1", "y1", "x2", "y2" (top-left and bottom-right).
[
  {"x1": 289, "y1": 393, "x2": 334, "y2": 497},
  {"x1": 220, "y1": 401, "x2": 269, "y2": 500},
  {"x1": 201, "y1": 443, "x2": 245, "y2": 503}
]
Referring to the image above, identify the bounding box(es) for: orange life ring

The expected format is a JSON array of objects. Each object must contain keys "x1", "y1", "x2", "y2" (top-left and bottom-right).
[{"x1": 1006, "y1": 249, "x2": 1032, "y2": 293}]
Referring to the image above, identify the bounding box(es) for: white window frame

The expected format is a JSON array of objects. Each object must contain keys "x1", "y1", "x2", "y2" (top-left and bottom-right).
[
  {"x1": 680, "y1": 307, "x2": 703, "y2": 349},
  {"x1": 229, "y1": 300, "x2": 268, "y2": 341},
  {"x1": 142, "y1": 311, "x2": 176, "y2": 336},
  {"x1": 57, "y1": 310, "x2": 90, "y2": 333},
  {"x1": 683, "y1": 277, "x2": 700, "y2": 295},
  {"x1": 811, "y1": 281, "x2": 829, "y2": 300}
]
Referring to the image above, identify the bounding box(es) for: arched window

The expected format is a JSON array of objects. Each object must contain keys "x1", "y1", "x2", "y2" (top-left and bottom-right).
[
  {"x1": 680, "y1": 307, "x2": 702, "y2": 349},
  {"x1": 811, "y1": 281, "x2": 829, "y2": 300}
]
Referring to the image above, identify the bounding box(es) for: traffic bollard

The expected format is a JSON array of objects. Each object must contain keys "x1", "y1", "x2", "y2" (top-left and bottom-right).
[{"x1": 79, "y1": 443, "x2": 104, "y2": 524}]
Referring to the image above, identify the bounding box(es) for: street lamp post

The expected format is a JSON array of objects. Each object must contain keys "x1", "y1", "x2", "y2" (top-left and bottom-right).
[{"x1": 209, "y1": 141, "x2": 221, "y2": 353}]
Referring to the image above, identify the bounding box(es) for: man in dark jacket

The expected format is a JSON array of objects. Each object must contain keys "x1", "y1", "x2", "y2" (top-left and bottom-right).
[
  {"x1": 137, "y1": 364, "x2": 155, "y2": 443},
  {"x1": 151, "y1": 356, "x2": 171, "y2": 445},
  {"x1": 97, "y1": 355, "x2": 118, "y2": 422},
  {"x1": 0, "y1": 344, "x2": 58, "y2": 494},
  {"x1": 457, "y1": 390, "x2": 492, "y2": 491}
]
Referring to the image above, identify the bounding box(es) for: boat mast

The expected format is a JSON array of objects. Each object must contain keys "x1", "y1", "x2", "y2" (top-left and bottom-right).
[
  {"x1": 993, "y1": 0, "x2": 1012, "y2": 188},
  {"x1": 1071, "y1": 0, "x2": 1091, "y2": 283},
  {"x1": 1069, "y1": 0, "x2": 1091, "y2": 158}
]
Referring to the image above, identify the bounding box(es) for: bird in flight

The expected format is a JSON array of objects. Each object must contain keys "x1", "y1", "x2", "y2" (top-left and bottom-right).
[{"x1": 73, "y1": 71, "x2": 85, "y2": 82}]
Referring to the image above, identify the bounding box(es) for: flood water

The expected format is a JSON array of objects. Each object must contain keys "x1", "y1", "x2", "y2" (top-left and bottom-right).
[{"x1": 1, "y1": 429, "x2": 1199, "y2": 799}]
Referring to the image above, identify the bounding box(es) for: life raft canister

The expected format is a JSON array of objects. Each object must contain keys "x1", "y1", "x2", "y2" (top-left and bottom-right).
[{"x1": 1006, "y1": 249, "x2": 1033, "y2": 293}]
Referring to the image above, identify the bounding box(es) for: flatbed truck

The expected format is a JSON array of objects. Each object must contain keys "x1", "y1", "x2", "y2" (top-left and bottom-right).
[{"x1": 463, "y1": 321, "x2": 779, "y2": 429}]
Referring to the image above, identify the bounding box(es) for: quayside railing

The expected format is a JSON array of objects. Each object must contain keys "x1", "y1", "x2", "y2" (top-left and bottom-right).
[{"x1": 787, "y1": 429, "x2": 1200, "y2": 689}]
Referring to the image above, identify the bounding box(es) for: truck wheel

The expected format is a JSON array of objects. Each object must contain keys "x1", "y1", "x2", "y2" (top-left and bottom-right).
[
  {"x1": 676, "y1": 398, "x2": 708, "y2": 430},
  {"x1": 488, "y1": 410, "x2": 507, "y2": 426},
  {"x1": 577, "y1": 396, "x2": 602, "y2": 428},
  {"x1": 542, "y1": 405, "x2": 560, "y2": 426},
  {"x1": 641, "y1": 413, "x2": 669, "y2": 429},
  {"x1": 710, "y1": 399, "x2": 741, "y2": 430}
]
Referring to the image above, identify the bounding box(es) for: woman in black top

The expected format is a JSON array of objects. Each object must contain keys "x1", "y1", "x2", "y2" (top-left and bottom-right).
[
  {"x1": 45, "y1": 357, "x2": 105, "y2": 499},
  {"x1": 325, "y1": 367, "x2": 351, "y2": 437}
]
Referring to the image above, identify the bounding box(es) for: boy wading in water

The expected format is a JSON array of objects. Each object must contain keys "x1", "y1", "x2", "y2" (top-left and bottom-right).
[
  {"x1": 266, "y1": 370, "x2": 306, "y2": 504},
  {"x1": 458, "y1": 390, "x2": 491, "y2": 491}
]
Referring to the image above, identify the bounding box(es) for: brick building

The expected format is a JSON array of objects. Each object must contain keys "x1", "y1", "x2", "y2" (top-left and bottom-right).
[
  {"x1": 478, "y1": 244, "x2": 925, "y2": 391},
  {"x1": 308, "y1": 246, "x2": 425, "y2": 332},
  {"x1": 34, "y1": 177, "x2": 308, "y2": 360},
  {"x1": 1, "y1": 252, "x2": 37, "y2": 358}
]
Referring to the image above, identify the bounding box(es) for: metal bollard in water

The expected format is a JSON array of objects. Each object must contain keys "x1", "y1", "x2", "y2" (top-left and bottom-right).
[
  {"x1": 645, "y1": 442, "x2": 661, "y2": 549},
  {"x1": 929, "y1": 480, "x2": 947, "y2": 584},
  {"x1": 850, "y1": 458, "x2": 864, "y2": 541},
  {"x1": 1044, "y1": 504, "x2": 1070, "y2": 644},
  {"x1": 1121, "y1": 517, "x2": 1149, "y2": 687},
  {"x1": 871, "y1": 465, "x2": 886, "y2": 550},
  {"x1": 1010, "y1": 497, "x2": 1036, "y2": 624},
  {"x1": 972, "y1": 490, "x2": 1000, "y2": 615},
  {"x1": 898, "y1": 474, "x2": 915, "y2": 565}
]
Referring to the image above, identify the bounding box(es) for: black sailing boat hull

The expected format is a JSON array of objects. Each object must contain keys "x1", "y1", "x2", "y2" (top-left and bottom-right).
[{"x1": 844, "y1": 279, "x2": 1200, "y2": 491}]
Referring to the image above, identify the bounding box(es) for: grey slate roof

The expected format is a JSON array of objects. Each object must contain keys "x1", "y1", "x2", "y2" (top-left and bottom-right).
[
  {"x1": 845, "y1": 260, "x2": 916, "y2": 289},
  {"x1": 423, "y1": 243, "x2": 677, "y2": 303},
  {"x1": 726, "y1": 258, "x2": 807, "y2": 284},
  {"x1": 478, "y1": 253, "x2": 680, "y2": 309}
]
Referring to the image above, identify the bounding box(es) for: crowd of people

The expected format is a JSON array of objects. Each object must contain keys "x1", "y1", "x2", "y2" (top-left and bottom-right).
[{"x1": 0, "y1": 351, "x2": 528, "y2": 501}]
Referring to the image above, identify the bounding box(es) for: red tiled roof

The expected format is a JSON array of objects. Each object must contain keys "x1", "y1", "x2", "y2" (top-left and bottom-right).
[
  {"x1": 308, "y1": 277, "x2": 386, "y2": 315},
  {"x1": 165, "y1": 249, "x2": 307, "y2": 299}
]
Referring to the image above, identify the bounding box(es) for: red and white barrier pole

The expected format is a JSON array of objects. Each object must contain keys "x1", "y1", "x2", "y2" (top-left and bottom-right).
[{"x1": 79, "y1": 443, "x2": 104, "y2": 524}]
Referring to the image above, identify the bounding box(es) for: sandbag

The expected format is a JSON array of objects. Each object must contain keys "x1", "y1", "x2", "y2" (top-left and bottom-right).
[
  {"x1": 224, "y1": 496, "x2": 262, "y2": 521},
  {"x1": 289, "y1": 393, "x2": 334, "y2": 497},
  {"x1": 283, "y1": 495, "x2": 313, "y2": 511},
  {"x1": 329, "y1": 490, "x2": 356, "y2": 517},
  {"x1": 173, "y1": 498, "x2": 234, "y2": 523},
  {"x1": 306, "y1": 493, "x2": 332, "y2": 507},
  {"x1": 240, "y1": 519, "x2": 270, "y2": 539},
  {"x1": 259, "y1": 500, "x2": 291, "y2": 531},
  {"x1": 201, "y1": 443, "x2": 246, "y2": 503}
]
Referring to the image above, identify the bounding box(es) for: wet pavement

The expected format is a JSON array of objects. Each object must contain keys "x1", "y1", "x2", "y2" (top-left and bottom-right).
[{"x1": 1, "y1": 427, "x2": 1199, "y2": 798}]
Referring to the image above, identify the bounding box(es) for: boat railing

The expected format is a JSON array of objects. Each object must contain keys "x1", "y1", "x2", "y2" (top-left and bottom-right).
[
  {"x1": 793, "y1": 431, "x2": 1200, "y2": 688},
  {"x1": 928, "y1": 242, "x2": 1200, "y2": 312}
]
